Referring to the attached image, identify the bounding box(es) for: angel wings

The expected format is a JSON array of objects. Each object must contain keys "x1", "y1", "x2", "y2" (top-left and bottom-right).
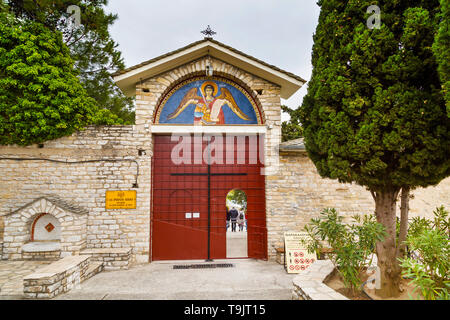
[{"x1": 167, "y1": 86, "x2": 251, "y2": 123}]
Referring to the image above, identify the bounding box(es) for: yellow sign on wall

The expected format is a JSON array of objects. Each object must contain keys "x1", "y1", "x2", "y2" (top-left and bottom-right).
[{"x1": 105, "y1": 190, "x2": 136, "y2": 209}]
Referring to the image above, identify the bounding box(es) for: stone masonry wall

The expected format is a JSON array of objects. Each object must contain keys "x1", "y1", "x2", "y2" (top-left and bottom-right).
[
  {"x1": 0, "y1": 215, "x2": 3, "y2": 258},
  {"x1": 0, "y1": 125, "x2": 151, "y2": 263},
  {"x1": 266, "y1": 151, "x2": 450, "y2": 261}
]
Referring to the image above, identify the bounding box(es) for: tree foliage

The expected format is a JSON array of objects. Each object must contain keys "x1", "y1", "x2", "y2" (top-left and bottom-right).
[
  {"x1": 281, "y1": 105, "x2": 303, "y2": 142},
  {"x1": 299, "y1": 0, "x2": 449, "y2": 192},
  {"x1": 226, "y1": 189, "x2": 247, "y2": 210},
  {"x1": 6, "y1": 0, "x2": 135, "y2": 123},
  {"x1": 433, "y1": 0, "x2": 450, "y2": 116},
  {"x1": 297, "y1": 0, "x2": 449, "y2": 297},
  {"x1": 0, "y1": 9, "x2": 121, "y2": 146}
]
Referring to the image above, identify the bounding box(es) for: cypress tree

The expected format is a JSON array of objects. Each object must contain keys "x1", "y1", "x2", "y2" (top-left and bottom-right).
[{"x1": 298, "y1": 0, "x2": 449, "y2": 297}]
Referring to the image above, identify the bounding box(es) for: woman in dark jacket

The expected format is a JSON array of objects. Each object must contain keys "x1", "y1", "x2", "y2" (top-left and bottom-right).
[{"x1": 229, "y1": 207, "x2": 239, "y2": 232}]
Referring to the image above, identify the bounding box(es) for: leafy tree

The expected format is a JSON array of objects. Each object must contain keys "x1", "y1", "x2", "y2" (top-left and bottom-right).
[
  {"x1": 298, "y1": 0, "x2": 449, "y2": 297},
  {"x1": 281, "y1": 105, "x2": 303, "y2": 142},
  {"x1": 226, "y1": 189, "x2": 247, "y2": 211},
  {"x1": 0, "y1": 9, "x2": 121, "y2": 146},
  {"x1": 6, "y1": 0, "x2": 135, "y2": 123}
]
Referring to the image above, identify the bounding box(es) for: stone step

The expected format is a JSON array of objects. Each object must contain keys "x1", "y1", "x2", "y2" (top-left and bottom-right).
[
  {"x1": 23, "y1": 255, "x2": 91, "y2": 299},
  {"x1": 80, "y1": 248, "x2": 132, "y2": 270},
  {"x1": 82, "y1": 261, "x2": 104, "y2": 282}
]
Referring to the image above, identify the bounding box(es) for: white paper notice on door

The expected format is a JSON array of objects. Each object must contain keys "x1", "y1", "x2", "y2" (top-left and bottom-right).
[
  {"x1": 193, "y1": 212, "x2": 200, "y2": 218},
  {"x1": 185, "y1": 212, "x2": 192, "y2": 219}
]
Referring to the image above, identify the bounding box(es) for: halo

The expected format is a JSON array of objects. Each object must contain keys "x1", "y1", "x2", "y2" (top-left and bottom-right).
[{"x1": 200, "y1": 81, "x2": 219, "y2": 96}]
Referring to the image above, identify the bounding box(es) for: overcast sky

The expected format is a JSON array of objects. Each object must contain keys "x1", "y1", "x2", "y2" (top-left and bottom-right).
[{"x1": 105, "y1": 0, "x2": 321, "y2": 121}]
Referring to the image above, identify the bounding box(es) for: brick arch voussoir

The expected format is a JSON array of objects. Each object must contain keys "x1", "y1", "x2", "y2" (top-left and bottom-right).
[{"x1": 26, "y1": 202, "x2": 65, "y2": 242}]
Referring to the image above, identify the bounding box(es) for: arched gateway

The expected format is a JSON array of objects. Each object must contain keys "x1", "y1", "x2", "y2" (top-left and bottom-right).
[{"x1": 113, "y1": 37, "x2": 306, "y2": 261}]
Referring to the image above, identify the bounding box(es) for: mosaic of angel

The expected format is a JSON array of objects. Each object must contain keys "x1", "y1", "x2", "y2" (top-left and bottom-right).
[{"x1": 167, "y1": 81, "x2": 251, "y2": 125}]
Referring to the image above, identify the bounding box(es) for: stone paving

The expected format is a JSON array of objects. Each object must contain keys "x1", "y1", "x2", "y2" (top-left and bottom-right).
[
  {"x1": 226, "y1": 230, "x2": 247, "y2": 258},
  {"x1": 0, "y1": 261, "x2": 51, "y2": 299},
  {"x1": 0, "y1": 258, "x2": 346, "y2": 300},
  {"x1": 55, "y1": 259, "x2": 298, "y2": 300}
]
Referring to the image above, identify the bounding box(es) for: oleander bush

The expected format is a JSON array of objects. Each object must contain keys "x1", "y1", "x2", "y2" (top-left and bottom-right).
[
  {"x1": 303, "y1": 208, "x2": 386, "y2": 295},
  {"x1": 400, "y1": 206, "x2": 449, "y2": 300}
]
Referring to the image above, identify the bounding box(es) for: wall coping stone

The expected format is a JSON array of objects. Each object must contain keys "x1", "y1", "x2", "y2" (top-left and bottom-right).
[
  {"x1": 80, "y1": 248, "x2": 131, "y2": 255},
  {"x1": 24, "y1": 255, "x2": 90, "y2": 280},
  {"x1": 22, "y1": 241, "x2": 61, "y2": 253}
]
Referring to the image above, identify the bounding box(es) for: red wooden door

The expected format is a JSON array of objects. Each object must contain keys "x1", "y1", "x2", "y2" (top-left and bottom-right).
[
  {"x1": 151, "y1": 134, "x2": 266, "y2": 261},
  {"x1": 152, "y1": 136, "x2": 209, "y2": 260}
]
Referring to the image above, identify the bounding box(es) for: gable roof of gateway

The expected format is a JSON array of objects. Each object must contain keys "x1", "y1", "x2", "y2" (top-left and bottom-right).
[{"x1": 112, "y1": 38, "x2": 306, "y2": 99}]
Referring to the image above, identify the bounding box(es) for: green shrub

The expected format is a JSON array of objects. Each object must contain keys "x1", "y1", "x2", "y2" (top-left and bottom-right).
[
  {"x1": 400, "y1": 206, "x2": 450, "y2": 300},
  {"x1": 303, "y1": 208, "x2": 386, "y2": 294},
  {"x1": 0, "y1": 11, "x2": 122, "y2": 146}
]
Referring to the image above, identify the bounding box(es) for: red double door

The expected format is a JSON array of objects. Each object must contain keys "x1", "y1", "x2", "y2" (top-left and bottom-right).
[{"x1": 151, "y1": 134, "x2": 266, "y2": 261}]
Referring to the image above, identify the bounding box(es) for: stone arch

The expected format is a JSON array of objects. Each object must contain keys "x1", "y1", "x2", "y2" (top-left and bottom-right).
[
  {"x1": 151, "y1": 70, "x2": 266, "y2": 125},
  {"x1": 2, "y1": 197, "x2": 88, "y2": 260}
]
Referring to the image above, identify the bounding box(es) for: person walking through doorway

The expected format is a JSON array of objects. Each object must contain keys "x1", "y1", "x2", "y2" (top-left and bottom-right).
[
  {"x1": 229, "y1": 207, "x2": 239, "y2": 232},
  {"x1": 237, "y1": 211, "x2": 245, "y2": 232}
]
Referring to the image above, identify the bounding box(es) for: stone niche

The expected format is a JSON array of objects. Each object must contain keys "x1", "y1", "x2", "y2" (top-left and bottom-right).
[{"x1": 1, "y1": 196, "x2": 88, "y2": 261}]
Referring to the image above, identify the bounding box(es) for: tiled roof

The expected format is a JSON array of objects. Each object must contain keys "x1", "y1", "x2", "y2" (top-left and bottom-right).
[
  {"x1": 111, "y1": 38, "x2": 306, "y2": 84},
  {"x1": 279, "y1": 138, "x2": 306, "y2": 152}
]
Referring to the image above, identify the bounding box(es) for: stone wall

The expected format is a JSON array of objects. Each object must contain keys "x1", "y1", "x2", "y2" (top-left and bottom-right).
[
  {"x1": 22, "y1": 250, "x2": 61, "y2": 261},
  {"x1": 0, "y1": 125, "x2": 151, "y2": 263},
  {"x1": 0, "y1": 215, "x2": 4, "y2": 258},
  {"x1": 266, "y1": 151, "x2": 450, "y2": 261},
  {"x1": 80, "y1": 248, "x2": 132, "y2": 271}
]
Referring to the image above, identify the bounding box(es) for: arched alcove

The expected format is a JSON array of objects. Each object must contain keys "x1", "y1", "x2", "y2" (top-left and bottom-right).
[
  {"x1": 31, "y1": 213, "x2": 61, "y2": 242},
  {"x1": 2, "y1": 197, "x2": 88, "y2": 260}
]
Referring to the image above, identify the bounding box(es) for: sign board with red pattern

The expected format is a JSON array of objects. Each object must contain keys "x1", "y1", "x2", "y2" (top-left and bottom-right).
[{"x1": 284, "y1": 231, "x2": 317, "y2": 274}]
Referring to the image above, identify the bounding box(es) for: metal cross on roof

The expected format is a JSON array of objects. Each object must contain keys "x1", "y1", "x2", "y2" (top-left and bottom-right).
[{"x1": 201, "y1": 25, "x2": 217, "y2": 39}]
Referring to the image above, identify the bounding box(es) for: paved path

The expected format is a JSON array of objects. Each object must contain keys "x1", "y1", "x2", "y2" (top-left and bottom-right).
[
  {"x1": 55, "y1": 259, "x2": 297, "y2": 300},
  {"x1": 226, "y1": 230, "x2": 247, "y2": 258}
]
